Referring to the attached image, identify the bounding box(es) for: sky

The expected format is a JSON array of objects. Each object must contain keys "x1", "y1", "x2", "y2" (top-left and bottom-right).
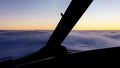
[{"x1": 0, "y1": 0, "x2": 120, "y2": 30}]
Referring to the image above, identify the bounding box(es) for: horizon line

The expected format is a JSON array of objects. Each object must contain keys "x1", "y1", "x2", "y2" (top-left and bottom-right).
[{"x1": 0, "y1": 29, "x2": 120, "y2": 31}]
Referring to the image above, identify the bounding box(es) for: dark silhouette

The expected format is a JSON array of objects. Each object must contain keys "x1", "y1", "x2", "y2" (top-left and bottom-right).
[{"x1": 38, "y1": 0, "x2": 93, "y2": 58}]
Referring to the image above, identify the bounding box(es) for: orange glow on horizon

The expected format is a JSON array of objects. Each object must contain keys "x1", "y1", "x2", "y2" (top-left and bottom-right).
[{"x1": 1, "y1": 22, "x2": 120, "y2": 30}]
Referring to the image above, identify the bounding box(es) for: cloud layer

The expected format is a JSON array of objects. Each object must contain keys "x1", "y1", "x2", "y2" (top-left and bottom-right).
[
  {"x1": 63, "y1": 31, "x2": 120, "y2": 51},
  {"x1": 0, "y1": 30, "x2": 120, "y2": 61}
]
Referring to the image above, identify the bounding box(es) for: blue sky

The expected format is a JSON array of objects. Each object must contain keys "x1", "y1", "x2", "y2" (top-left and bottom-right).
[{"x1": 0, "y1": 0, "x2": 120, "y2": 30}]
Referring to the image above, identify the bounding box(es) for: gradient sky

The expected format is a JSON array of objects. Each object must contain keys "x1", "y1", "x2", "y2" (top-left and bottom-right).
[{"x1": 0, "y1": 0, "x2": 120, "y2": 30}]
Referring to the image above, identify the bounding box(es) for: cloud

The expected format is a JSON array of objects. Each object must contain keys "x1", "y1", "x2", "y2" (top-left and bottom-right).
[
  {"x1": 102, "y1": 31, "x2": 120, "y2": 40},
  {"x1": 62, "y1": 31, "x2": 120, "y2": 51},
  {"x1": 0, "y1": 30, "x2": 52, "y2": 60},
  {"x1": 0, "y1": 30, "x2": 120, "y2": 61}
]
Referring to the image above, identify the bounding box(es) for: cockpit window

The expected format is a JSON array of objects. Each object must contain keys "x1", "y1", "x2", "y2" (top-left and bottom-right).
[
  {"x1": 62, "y1": 0, "x2": 120, "y2": 51},
  {"x1": 0, "y1": 0, "x2": 71, "y2": 60},
  {"x1": 1, "y1": 0, "x2": 120, "y2": 62}
]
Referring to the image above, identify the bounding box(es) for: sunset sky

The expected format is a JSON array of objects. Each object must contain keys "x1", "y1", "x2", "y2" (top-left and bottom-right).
[{"x1": 0, "y1": 0, "x2": 120, "y2": 30}]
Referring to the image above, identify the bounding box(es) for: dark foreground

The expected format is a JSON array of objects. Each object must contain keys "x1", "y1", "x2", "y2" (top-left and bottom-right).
[{"x1": 0, "y1": 46, "x2": 120, "y2": 67}]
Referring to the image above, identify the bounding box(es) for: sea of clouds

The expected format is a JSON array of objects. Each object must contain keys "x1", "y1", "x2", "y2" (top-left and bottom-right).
[{"x1": 0, "y1": 30, "x2": 120, "y2": 61}]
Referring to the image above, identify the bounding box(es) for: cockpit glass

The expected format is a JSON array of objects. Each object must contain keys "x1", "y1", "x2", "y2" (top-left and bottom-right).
[
  {"x1": 0, "y1": 0, "x2": 71, "y2": 61},
  {"x1": 1, "y1": 0, "x2": 120, "y2": 62},
  {"x1": 62, "y1": 0, "x2": 120, "y2": 51}
]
